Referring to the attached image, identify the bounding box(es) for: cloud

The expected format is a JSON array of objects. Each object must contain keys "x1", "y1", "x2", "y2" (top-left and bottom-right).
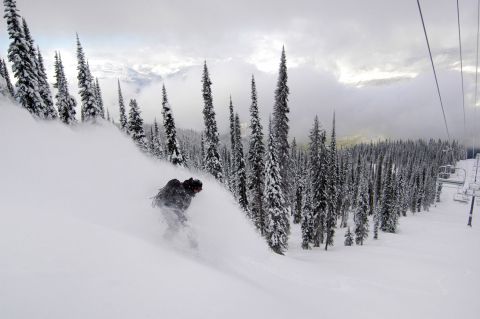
[{"x1": 1, "y1": 0, "x2": 480, "y2": 145}]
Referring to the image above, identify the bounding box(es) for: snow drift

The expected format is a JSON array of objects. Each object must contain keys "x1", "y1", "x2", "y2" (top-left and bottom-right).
[{"x1": 0, "y1": 99, "x2": 278, "y2": 318}]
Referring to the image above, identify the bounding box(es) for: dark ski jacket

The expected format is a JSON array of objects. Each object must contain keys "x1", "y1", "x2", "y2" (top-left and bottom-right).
[{"x1": 153, "y1": 179, "x2": 200, "y2": 221}]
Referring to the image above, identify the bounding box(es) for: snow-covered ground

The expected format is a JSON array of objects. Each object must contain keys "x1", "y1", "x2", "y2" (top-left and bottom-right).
[{"x1": 1, "y1": 99, "x2": 479, "y2": 319}]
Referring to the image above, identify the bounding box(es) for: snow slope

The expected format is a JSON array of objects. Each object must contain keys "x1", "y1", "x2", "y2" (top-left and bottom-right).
[{"x1": 1, "y1": 99, "x2": 479, "y2": 319}]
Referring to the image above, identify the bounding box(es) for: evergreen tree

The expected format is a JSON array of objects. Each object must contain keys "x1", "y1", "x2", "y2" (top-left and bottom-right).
[
  {"x1": 373, "y1": 155, "x2": 383, "y2": 239},
  {"x1": 94, "y1": 78, "x2": 105, "y2": 119},
  {"x1": 0, "y1": 71, "x2": 9, "y2": 97},
  {"x1": 162, "y1": 84, "x2": 186, "y2": 166},
  {"x1": 127, "y1": 99, "x2": 147, "y2": 151},
  {"x1": 410, "y1": 170, "x2": 420, "y2": 213},
  {"x1": 293, "y1": 179, "x2": 303, "y2": 224},
  {"x1": 228, "y1": 96, "x2": 237, "y2": 196},
  {"x1": 4, "y1": 0, "x2": 44, "y2": 117},
  {"x1": 264, "y1": 119, "x2": 290, "y2": 255},
  {"x1": 21, "y1": 19, "x2": 49, "y2": 119},
  {"x1": 380, "y1": 157, "x2": 398, "y2": 233},
  {"x1": 76, "y1": 35, "x2": 98, "y2": 122},
  {"x1": 118, "y1": 80, "x2": 128, "y2": 132},
  {"x1": 36, "y1": 47, "x2": 56, "y2": 119},
  {"x1": 147, "y1": 127, "x2": 155, "y2": 155},
  {"x1": 201, "y1": 62, "x2": 223, "y2": 180},
  {"x1": 309, "y1": 116, "x2": 322, "y2": 246},
  {"x1": 234, "y1": 113, "x2": 249, "y2": 213},
  {"x1": 225, "y1": 148, "x2": 236, "y2": 194},
  {"x1": 324, "y1": 113, "x2": 338, "y2": 250},
  {"x1": 0, "y1": 58, "x2": 15, "y2": 97},
  {"x1": 290, "y1": 137, "x2": 299, "y2": 207},
  {"x1": 339, "y1": 152, "x2": 353, "y2": 227},
  {"x1": 247, "y1": 75, "x2": 266, "y2": 234},
  {"x1": 398, "y1": 172, "x2": 409, "y2": 216},
  {"x1": 273, "y1": 46, "x2": 291, "y2": 201},
  {"x1": 354, "y1": 173, "x2": 369, "y2": 245},
  {"x1": 229, "y1": 95, "x2": 236, "y2": 156},
  {"x1": 344, "y1": 227, "x2": 354, "y2": 246},
  {"x1": 152, "y1": 118, "x2": 164, "y2": 159},
  {"x1": 200, "y1": 133, "x2": 205, "y2": 169},
  {"x1": 301, "y1": 186, "x2": 314, "y2": 250},
  {"x1": 53, "y1": 52, "x2": 76, "y2": 124},
  {"x1": 309, "y1": 117, "x2": 328, "y2": 247}
]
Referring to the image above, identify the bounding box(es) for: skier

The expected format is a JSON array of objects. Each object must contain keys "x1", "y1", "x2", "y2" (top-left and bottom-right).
[{"x1": 152, "y1": 178, "x2": 203, "y2": 225}]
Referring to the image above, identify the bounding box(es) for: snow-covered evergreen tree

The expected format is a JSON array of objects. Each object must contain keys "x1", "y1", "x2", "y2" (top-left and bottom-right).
[
  {"x1": 229, "y1": 96, "x2": 236, "y2": 157},
  {"x1": 53, "y1": 52, "x2": 76, "y2": 124},
  {"x1": 94, "y1": 78, "x2": 105, "y2": 119},
  {"x1": 0, "y1": 58, "x2": 15, "y2": 97},
  {"x1": 162, "y1": 84, "x2": 186, "y2": 166},
  {"x1": 273, "y1": 46, "x2": 291, "y2": 201},
  {"x1": 380, "y1": 157, "x2": 398, "y2": 233},
  {"x1": 4, "y1": 1, "x2": 44, "y2": 117},
  {"x1": 147, "y1": 127, "x2": 155, "y2": 155},
  {"x1": 373, "y1": 155, "x2": 383, "y2": 239},
  {"x1": 201, "y1": 62, "x2": 223, "y2": 180},
  {"x1": 264, "y1": 119, "x2": 290, "y2": 255},
  {"x1": 324, "y1": 113, "x2": 338, "y2": 250},
  {"x1": 36, "y1": 47, "x2": 56, "y2": 119},
  {"x1": 0, "y1": 72, "x2": 9, "y2": 97},
  {"x1": 76, "y1": 35, "x2": 98, "y2": 122},
  {"x1": 234, "y1": 112, "x2": 249, "y2": 213},
  {"x1": 309, "y1": 116, "x2": 327, "y2": 247},
  {"x1": 200, "y1": 133, "x2": 205, "y2": 169},
  {"x1": 354, "y1": 172, "x2": 369, "y2": 245},
  {"x1": 117, "y1": 80, "x2": 128, "y2": 132},
  {"x1": 344, "y1": 227, "x2": 354, "y2": 246},
  {"x1": 301, "y1": 185, "x2": 314, "y2": 250},
  {"x1": 21, "y1": 19, "x2": 50, "y2": 119},
  {"x1": 398, "y1": 172, "x2": 409, "y2": 216},
  {"x1": 247, "y1": 75, "x2": 266, "y2": 234},
  {"x1": 293, "y1": 178, "x2": 303, "y2": 224},
  {"x1": 152, "y1": 118, "x2": 164, "y2": 159},
  {"x1": 127, "y1": 99, "x2": 147, "y2": 152},
  {"x1": 228, "y1": 96, "x2": 237, "y2": 196}
]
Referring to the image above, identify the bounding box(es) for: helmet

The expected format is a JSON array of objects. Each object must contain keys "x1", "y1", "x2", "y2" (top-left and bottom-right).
[{"x1": 183, "y1": 178, "x2": 203, "y2": 193}]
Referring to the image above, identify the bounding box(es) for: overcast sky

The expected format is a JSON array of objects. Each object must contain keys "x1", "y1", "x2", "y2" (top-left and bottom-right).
[{"x1": 2, "y1": 0, "x2": 480, "y2": 145}]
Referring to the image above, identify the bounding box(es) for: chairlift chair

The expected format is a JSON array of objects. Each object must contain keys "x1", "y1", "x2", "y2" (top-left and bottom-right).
[
  {"x1": 453, "y1": 188, "x2": 469, "y2": 203},
  {"x1": 437, "y1": 166, "x2": 466, "y2": 187},
  {"x1": 438, "y1": 165, "x2": 451, "y2": 179}
]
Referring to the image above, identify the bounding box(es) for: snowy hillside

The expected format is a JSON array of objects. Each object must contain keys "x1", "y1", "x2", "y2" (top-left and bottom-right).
[{"x1": 1, "y1": 99, "x2": 479, "y2": 319}]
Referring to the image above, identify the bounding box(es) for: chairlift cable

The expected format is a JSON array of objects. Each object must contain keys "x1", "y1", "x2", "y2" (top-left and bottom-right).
[
  {"x1": 416, "y1": 0, "x2": 451, "y2": 141},
  {"x1": 456, "y1": 0, "x2": 467, "y2": 155},
  {"x1": 474, "y1": 0, "x2": 480, "y2": 158}
]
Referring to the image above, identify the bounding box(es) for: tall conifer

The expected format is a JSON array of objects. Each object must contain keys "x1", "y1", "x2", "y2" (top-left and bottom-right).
[
  {"x1": 127, "y1": 99, "x2": 147, "y2": 151},
  {"x1": 162, "y1": 84, "x2": 185, "y2": 166},
  {"x1": 36, "y1": 47, "x2": 56, "y2": 119},
  {"x1": 76, "y1": 35, "x2": 98, "y2": 122},
  {"x1": 0, "y1": 58, "x2": 15, "y2": 97},
  {"x1": 247, "y1": 75, "x2": 266, "y2": 233},
  {"x1": 118, "y1": 80, "x2": 128, "y2": 132},
  {"x1": 94, "y1": 78, "x2": 105, "y2": 119},
  {"x1": 234, "y1": 112, "x2": 249, "y2": 213},
  {"x1": 273, "y1": 46, "x2": 291, "y2": 200},
  {"x1": 264, "y1": 118, "x2": 290, "y2": 254},
  {"x1": 201, "y1": 62, "x2": 223, "y2": 180},
  {"x1": 54, "y1": 52, "x2": 76, "y2": 124},
  {"x1": 4, "y1": 1, "x2": 44, "y2": 117}
]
